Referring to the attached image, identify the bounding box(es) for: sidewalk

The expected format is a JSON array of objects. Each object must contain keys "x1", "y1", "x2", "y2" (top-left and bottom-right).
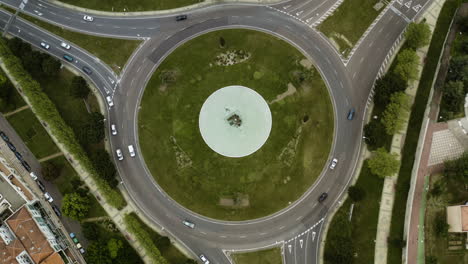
[
  {"x1": 3, "y1": 104, "x2": 29, "y2": 117},
  {"x1": 373, "y1": 1, "x2": 446, "y2": 264},
  {"x1": 46, "y1": 0, "x2": 284, "y2": 16}
]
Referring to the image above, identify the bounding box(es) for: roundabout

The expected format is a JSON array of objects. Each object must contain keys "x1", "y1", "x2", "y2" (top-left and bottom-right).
[{"x1": 138, "y1": 29, "x2": 334, "y2": 220}]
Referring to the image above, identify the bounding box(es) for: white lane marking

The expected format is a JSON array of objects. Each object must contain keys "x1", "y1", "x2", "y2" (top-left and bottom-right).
[
  {"x1": 64, "y1": 17, "x2": 70, "y2": 20},
  {"x1": 369, "y1": 40, "x2": 374, "y2": 47},
  {"x1": 239, "y1": 235, "x2": 247, "y2": 238},
  {"x1": 299, "y1": 239, "x2": 303, "y2": 248},
  {"x1": 220, "y1": 235, "x2": 227, "y2": 238},
  {"x1": 199, "y1": 231, "x2": 207, "y2": 235},
  {"x1": 259, "y1": 232, "x2": 267, "y2": 235},
  {"x1": 296, "y1": 216, "x2": 303, "y2": 221},
  {"x1": 352, "y1": 72, "x2": 356, "y2": 79},
  {"x1": 279, "y1": 225, "x2": 285, "y2": 230},
  {"x1": 312, "y1": 231, "x2": 316, "y2": 242}
]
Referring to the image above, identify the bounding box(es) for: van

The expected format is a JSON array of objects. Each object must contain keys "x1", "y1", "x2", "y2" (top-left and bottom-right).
[{"x1": 63, "y1": 54, "x2": 73, "y2": 62}]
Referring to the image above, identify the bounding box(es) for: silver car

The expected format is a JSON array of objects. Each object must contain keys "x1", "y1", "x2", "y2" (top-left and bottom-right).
[
  {"x1": 83, "y1": 15, "x2": 94, "y2": 22},
  {"x1": 116, "y1": 149, "x2": 123, "y2": 161},
  {"x1": 329, "y1": 158, "x2": 338, "y2": 170},
  {"x1": 182, "y1": 220, "x2": 195, "y2": 229}
]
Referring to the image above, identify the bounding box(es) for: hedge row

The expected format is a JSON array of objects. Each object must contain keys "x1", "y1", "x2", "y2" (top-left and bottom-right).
[
  {"x1": 124, "y1": 214, "x2": 169, "y2": 264},
  {"x1": 0, "y1": 37, "x2": 126, "y2": 209},
  {"x1": 386, "y1": 0, "x2": 460, "y2": 263}
]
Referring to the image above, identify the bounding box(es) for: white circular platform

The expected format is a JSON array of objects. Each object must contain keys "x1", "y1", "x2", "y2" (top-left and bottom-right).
[{"x1": 198, "y1": 85, "x2": 272, "y2": 158}]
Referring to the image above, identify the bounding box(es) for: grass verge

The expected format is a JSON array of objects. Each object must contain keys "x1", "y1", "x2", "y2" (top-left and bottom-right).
[
  {"x1": 232, "y1": 248, "x2": 282, "y2": 264},
  {"x1": 139, "y1": 29, "x2": 334, "y2": 220},
  {"x1": 6, "y1": 108, "x2": 59, "y2": 159},
  {"x1": 324, "y1": 161, "x2": 384, "y2": 264},
  {"x1": 57, "y1": 0, "x2": 199, "y2": 12},
  {"x1": 386, "y1": 1, "x2": 460, "y2": 263},
  {"x1": 18, "y1": 13, "x2": 141, "y2": 72},
  {"x1": 318, "y1": 0, "x2": 386, "y2": 56}
]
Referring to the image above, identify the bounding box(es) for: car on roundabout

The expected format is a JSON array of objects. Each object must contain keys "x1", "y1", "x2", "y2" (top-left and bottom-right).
[
  {"x1": 116, "y1": 149, "x2": 123, "y2": 161},
  {"x1": 199, "y1": 254, "x2": 210, "y2": 264},
  {"x1": 182, "y1": 220, "x2": 195, "y2": 229},
  {"x1": 318, "y1": 192, "x2": 328, "y2": 203},
  {"x1": 329, "y1": 158, "x2": 338, "y2": 170},
  {"x1": 83, "y1": 15, "x2": 94, "y2": 22}
]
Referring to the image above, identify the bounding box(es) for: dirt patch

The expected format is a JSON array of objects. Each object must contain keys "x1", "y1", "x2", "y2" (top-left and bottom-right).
[
  {"x1": 219, "y1": 194, "x2": 250, "y2": 208},
  {"x1": 159, "y1": 84, "x2": 167, "y2": 92},
  {"x1": 215, "y1": 50, "x2": 251, "y2": 66},
  {"x1": 170, "y1": 136, "x2": 192, "y2": 169},
  {"x1": 270, "y1": 83, "x2": 297, "y2": 104},
  {"x1": 300, "y1": 59, "x2": 313, "y2": 69}
]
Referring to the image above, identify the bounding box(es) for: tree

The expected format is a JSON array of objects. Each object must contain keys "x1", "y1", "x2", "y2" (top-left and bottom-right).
[
  {"x1": 323, "y1": 210, "x2": 353, "y2": 264},
  {"x1": 381, "y1": 92, "x2": 411, "y2": 135},
  {"x1": 434, "y1": 211, "x2": 449, "y2": 237},
  {"x1": 86, "y1": 242, "x2": 112, "y2": 264},
  {"x1": 442, "y1": 81, "x2": 464, "y2": 112},
  {"x1": 348, "y1": 185, "x2": 366, "y2": 202},
  {"x1": 61, "y1": 192, "x2": 90, "y2": 221},
  {"x1": 447, "y1": 55, "x2": 468, "y2": 82},
  {"x1": 373, "y1": 73, "x2": 407, "y2": 106},
  {"x1": 219, "y1": 36, "x2": 226, "y2": 48},
  {"x1": 41, "y1": 56, "x2": 61, "y2": 76},
  {"x1": 77, "y1": 112, "x2": 105, "y2": 145},
  {"x1": 364, "y1": 119, "x2": 388, "y2": 150},
  {"x1": 458, "y1": 16, "x2": 468, "y2": 33},
  {"x1": 444, "y1": 151, "x2": 468, "y2": 183},
  {"x1": 82, "y1": 222, "x2": 100, "y2": 240},
  {"x1": 41, "y1": 161, "x2": 60, "y2": 181},
  {"x1": 394, "y1": 49, "x2": 419, "y2": 82},
  {"x1": 90, "y1": 149, "x2": 117, "y2": 186},
  {"x1": 70, "y1": 76, "x2": 90, "y2": 99},
  {"x1": 426, "y1": 256, "x2": 438, "y2": 264},
  {"x1": 368, "y1": 148, "x2": 400, "y2": 178},
  {"x1": 404, "y1": 22, "x2": 431, "y2": 50},
  {"x1": 107, "y1": 238, "x2": 123, "y2": 258}
]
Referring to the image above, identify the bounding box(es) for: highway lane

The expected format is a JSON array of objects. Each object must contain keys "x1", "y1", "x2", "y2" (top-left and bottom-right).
[{"x1": 0, "y1": 0, "x2": 434, "y2": 263}]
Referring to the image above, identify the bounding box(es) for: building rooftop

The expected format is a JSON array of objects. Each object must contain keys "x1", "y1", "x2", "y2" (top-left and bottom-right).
[
  {"x1": 0, "y1": 171, "x2": 26, "y2": 212},
  {"x1": 447, "y1": 205, "x2": 468, "y2": 233},
  {"x1": 6, "y1": 207, "x2": 55, "y2": 264}
]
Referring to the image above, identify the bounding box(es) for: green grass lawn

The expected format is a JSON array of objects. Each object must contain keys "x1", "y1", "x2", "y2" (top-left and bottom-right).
[
  {"x1": 387, "y1": 1, "x2": 460, "y2": 263},
  {"x1": 58, "y1": 0, "x2": 199, "y2": 11},
  {"x1": 232, "y1": 248, "x2": 282, "y2": 264},
  {"x1": 128, "y1": 213, "x2": 189, "y2": 264},
  {"x1": 6, "y1": 108, "x2": 59, "y2": 159},
  {"x1": 45, "y1": 156, "x2": 106, "y2": 218},
  {"x1": 425, "y1": 174, "x2": 468, "y2": 263},
  {"x1": 139, "y1": 29, "x2": 334, "y2": 220},
  {"x1": 18, "y1": 13, "x2": 141, "y2": 72},
  {"x1": 318, "y1": 0, "x2": 385, "y2": 56},
  {"x1": 0, "y1": 68, "x2": 26, "y2": 113},
  {"x1": 324, "y1": 161, "x2": 384, "y2": 264}
]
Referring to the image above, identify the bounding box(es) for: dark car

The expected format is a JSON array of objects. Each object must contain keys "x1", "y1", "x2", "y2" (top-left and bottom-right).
[
  {"x1": 52, "y1": 204, "x2": 62, "y2": 217},
  {"x1": 175, "y1": 15, "x2": 187, "y2": 21},
  {"x1": 318, "y1": 192, "x2": 328, "y2": 203},
  {"x1": 37, "y1": 180, "x2": 46, "y2": 192},
  {"x1": 15, "y1": 151, "x2": 23, "y2": 161},
  {"x1": 63, "y1": 54, "x2": 74, "y2": 62},
  {"x1": 0, "y1": 131, "x2": 9, "y2": 142},
  {"x1": 82, "y1": 66, "x2": 92, "y2": 75},
  {"x1": 21, "y1": 161, "x2": 31, "y2": 172},
  {"x1": 347, "y1": 108, "x2": 356, "y2": 120},
  {"x1": 7, "y1": 142, "x2": 16, "y2": 152}
]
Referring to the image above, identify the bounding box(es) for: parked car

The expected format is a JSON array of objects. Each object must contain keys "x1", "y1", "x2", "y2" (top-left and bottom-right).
[
  {"x1": 175, "y1": 14, "x2": 187, "y2": 21},
  {"x1": 0, "y1": 131, "x2": 9, "y2": 141},
  {"x1": 63, "y1": 54, "x2": 74, "y2": 62},
  {"x1": 83, "y1": 15, "x2": 94, "y2": 22},
  {"x1": 76, "y1": 243, "x2": 83, "y2": 249},
  {"x1": 116, "y1": 149, "x2": 123, "y2": 161},
  {"x1": 79, "y1": 248, "x2": 85, "y2": 254},
  {"x1": 82, "y1": 66, "x2": 92, "y2": 75},
  {"x1": 14, "y1": 151, "x2": 23, "y2": 161},
  {"x1": 199, "y1": 254, "x2": 210, "y2": 264},
  {"x1": 52, "y1": 204, "x2": 61, "y2": 217},
  {"x1": 329, "y1": 158, "x2": 338, "y2": 170},
  {"x1": 318, "y1": 192, "x2": 328, "y2": 203},
  {"x1": 60, "y1": 42, "x2": 71, "y2": 50},
  {"x1": 40, "y1": 42, "x2": 50, "y2": 49},
  {"x1": 111, "y1": 124, "x2": 117, "y2": 135},
  {"x1": 30, "y1": 172, "x2": 38, "y2": 181},
  {"x1": 106, "y1": 96, "x2": 114, "y2": 107},
  {"x1": 21, "y1": 161, "x2": 31, "y2": 172},
  {"x1": 37, "y1": 180, "x2": 46, "y2": 192},
  {"x1": 69, "y1": 232, "x2": 76, "y2": 238},
  {"x1": 128, "y1": 145, "x2": 135, "y2": 157},
  {"x1": 347, "y1": 108, "x2": 356, "y2": 120},
  {"x1": 6, "y1": 142, "x2": 15, "y2": 152},
  {"x1": 44, "y1": 192, "x2": 53, "y2": 203},
  {"x1": 182, "y1": 220, "x2": 195, "y2": 229}
]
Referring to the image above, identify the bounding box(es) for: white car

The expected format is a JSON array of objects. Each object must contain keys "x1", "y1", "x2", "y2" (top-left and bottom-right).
[
  {"x1": 111, "y1": 124, "x2": 117, "y2": 136},
  {"x1": 83, "y1": 15, "x2": 94, "y2": 22},
  {"x1": 116, "y1": 149, "x2": 123, "y2": 161},
  {"x1": 128, "y1": 145, "x2": 135, "y2": 157},
  {"x1": 40, "y1": 42, "x2": 50, "y2": 49},
  {"x1": 44, "y1": 192, "x2": 53, "y2": 203},
  {"x1": 30, "y1": 172, "x2": 38, "y2": 181},
  {"x1": 60, "y1": 42, "x2": 71, "y2": 50},
  {"x1": 329, "y1": 158, "x2": 338, "y2": 170},
  {"x1": 106, "y1": 96, "x2": 114, "y2": 107},
  {"x1": 199, "y1": 254, "x2": 210, "y2": 264},
  {"x1": 182, "y1": 220, "x2": 195, "y2": 229}
]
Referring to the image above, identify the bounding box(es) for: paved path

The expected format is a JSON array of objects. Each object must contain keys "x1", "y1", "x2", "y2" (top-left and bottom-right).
[
  {"x1": 2, "y1": 104, "x2": 28, "y2": 117},
  {"x1": 374, "y1": 1, "x2": 445, "y2": 263}
]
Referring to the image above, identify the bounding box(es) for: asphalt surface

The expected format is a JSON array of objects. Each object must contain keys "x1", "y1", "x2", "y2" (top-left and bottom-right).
[{"x1": 0, "y1": 0, "x2": 434, "y2": 263}]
